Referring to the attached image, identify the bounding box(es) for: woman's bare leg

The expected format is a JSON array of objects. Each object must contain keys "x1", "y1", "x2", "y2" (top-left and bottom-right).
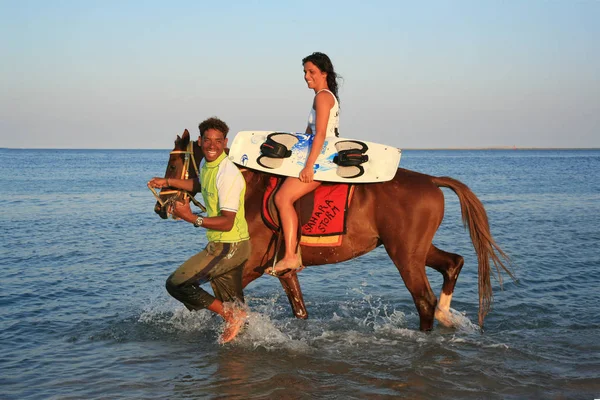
[{"x1": 271, "y1": 177, "x2": 320, "y2": 273}]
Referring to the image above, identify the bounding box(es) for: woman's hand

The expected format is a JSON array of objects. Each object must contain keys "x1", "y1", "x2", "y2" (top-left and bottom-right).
[
  {"x1": 148, "y1": 177, "x2": 168, "y2": 188},
  {"x1": 299, "y1": 166, "x2": 315, "y2": 183}
]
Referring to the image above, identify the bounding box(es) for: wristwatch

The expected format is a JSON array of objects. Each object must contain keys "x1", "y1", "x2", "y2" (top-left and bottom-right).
[{"x1": 193, "y1": 216, "x2": 204, "y2": 227}]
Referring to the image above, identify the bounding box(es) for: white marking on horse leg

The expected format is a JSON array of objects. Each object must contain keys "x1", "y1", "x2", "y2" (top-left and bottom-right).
[
  {"x1": 435, "y1": 292, "x2": 454, "y2": 327},
  {"x1": 438, "y1": 292, "x2": 452, "y2": 312}
]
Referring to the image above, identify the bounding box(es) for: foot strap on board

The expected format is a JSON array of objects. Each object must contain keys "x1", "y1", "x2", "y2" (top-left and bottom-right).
[
  {"x1": 333, "y1": 140, "x2": 369, "y2": 178},
  {"x1": 257, "y1": 133, "x2": 299, "y2": 169}
]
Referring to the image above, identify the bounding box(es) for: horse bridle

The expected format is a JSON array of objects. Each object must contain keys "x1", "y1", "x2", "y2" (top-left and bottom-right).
[{"x1": 148, "y1": 140, "x2": 206, "y2": 215}]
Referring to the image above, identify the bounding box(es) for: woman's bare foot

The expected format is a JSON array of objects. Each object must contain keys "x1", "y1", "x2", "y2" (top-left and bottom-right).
[{"x1": 266, "y1": 256, "x2": 302, "y2": 277}]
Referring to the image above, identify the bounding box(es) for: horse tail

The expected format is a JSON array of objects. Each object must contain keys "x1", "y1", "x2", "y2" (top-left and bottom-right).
[{"x1": 431, "y1": 176, "x2": 515, "y2": 328}]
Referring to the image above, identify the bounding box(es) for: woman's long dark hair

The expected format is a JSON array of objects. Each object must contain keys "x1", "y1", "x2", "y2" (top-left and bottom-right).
[{"x1": 302, "y1": 52, "x2": 341, "y2": 102}]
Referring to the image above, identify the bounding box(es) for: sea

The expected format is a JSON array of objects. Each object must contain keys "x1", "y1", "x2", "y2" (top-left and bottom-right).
[{"x1": 1, "y1": 148, "x2": 599, "y2": 399}]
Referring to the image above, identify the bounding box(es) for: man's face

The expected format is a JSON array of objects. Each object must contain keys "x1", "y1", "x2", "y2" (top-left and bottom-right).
[{"x1": 200, "y1": 128, "x2": 227, "y2": 162}]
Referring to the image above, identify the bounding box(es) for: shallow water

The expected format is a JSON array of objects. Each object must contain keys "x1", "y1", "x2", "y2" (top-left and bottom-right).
[{"x1": 1, "y1": 148, "x2": 599, "y2": 399}]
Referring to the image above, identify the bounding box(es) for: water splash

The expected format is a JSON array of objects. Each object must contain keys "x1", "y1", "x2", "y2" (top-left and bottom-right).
[{"x1": 138, "y1": 299, "x2": 217, "y2": 334}]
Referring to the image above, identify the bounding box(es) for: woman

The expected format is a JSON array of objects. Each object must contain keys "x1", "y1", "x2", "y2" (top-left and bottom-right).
[{"x1": 267, "y1": 52, "x2": 341, "y2": 276}]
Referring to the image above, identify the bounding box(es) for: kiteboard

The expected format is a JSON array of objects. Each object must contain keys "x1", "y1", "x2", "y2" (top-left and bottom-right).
[{"x1": 228, "y1": 131, "x2": 401, "y2": 183}]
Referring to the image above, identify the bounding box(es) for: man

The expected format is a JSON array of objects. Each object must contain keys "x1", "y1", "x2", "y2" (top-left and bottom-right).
[{"x1": 148, "y1": 117, "x2": 250, "y2": 343}]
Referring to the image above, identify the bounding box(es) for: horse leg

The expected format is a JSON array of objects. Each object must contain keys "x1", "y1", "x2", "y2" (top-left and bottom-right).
[
  {"x1": 278, "y1": 273, "x2": 308, "y2": 319},
  {"x1": 240, "y1": 234, "x2": 309, "y2": 319},
  {"x1": 426, "y1": 245, "x2": 465, "y2": 327},
  {"x1": 385, "y1": 245, "x2": 437, "y2": 331}
]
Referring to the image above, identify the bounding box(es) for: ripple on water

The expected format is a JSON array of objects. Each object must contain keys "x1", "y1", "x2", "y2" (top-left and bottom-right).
[{"x1": 2, "y1": 149, "x2": 600, "y2": 399}]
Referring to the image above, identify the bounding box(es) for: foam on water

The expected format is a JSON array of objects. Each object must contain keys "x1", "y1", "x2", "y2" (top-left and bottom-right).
[{"x1": 133, "y1": 285, "x2": 486, "y2": 357}]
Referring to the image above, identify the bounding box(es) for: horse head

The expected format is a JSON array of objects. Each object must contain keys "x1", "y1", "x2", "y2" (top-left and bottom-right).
[{"x1": 152, "y1": 129, "x2": 204, "y2": 219}]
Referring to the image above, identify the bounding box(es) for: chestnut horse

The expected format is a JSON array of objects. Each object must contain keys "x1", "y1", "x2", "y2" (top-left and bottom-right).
[{"x1": 153, "y1": 130, "x2": 514, "y2": 331}]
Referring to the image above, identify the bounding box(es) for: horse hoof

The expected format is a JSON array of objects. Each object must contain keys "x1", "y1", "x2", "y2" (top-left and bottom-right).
[{"x1": 435, "y1": 308, "x2": 455, "y2": 328}]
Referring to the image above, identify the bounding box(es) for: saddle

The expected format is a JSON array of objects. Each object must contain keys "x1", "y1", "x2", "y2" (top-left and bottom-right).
[{"x1": 261, "y1": 176, "x2": 355, "y2": 247}]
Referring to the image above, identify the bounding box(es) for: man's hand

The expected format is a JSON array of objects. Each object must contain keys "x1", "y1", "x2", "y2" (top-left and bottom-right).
[
  {"x1": 148, "y1": 177, "x2": 168, "y2": 188},
  {"x1": 171, "y1": 198, "x2": 195, "y2": 222}
]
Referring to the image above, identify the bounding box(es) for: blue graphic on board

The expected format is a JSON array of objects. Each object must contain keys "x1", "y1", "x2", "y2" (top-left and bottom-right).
[{"x1": 289, "y1": 136, "x2": 336, "y2": 172}]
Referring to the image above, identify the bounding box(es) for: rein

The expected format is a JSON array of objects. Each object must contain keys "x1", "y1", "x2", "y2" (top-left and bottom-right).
[{"x1": 148, "y1": 140, "x2": 206, "y2": 215}]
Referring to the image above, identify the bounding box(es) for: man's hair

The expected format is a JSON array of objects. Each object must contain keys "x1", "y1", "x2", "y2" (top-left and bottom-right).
[{"x1": 199, "y1": 117, "x2": 229, "y2": 138}]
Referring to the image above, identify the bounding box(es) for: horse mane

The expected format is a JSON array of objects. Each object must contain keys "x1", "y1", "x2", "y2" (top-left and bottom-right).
[{"x1": 241, "y1": 166, "x2": 270, "y2": 190}]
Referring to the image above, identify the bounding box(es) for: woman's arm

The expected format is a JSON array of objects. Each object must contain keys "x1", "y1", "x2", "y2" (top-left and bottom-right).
[{"x1": 304, "y1": 91, "x2": 334, "y2": 168}]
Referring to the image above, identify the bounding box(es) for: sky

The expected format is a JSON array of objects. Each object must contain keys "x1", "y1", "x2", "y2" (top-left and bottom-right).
[{"x1": 1, "y1": 0, "x2": 599, "y2": 149}]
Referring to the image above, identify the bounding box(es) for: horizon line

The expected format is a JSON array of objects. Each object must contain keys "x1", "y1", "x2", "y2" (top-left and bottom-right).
[{"x1": 2, "y1": 146, "x2": 600, "y2": 151}]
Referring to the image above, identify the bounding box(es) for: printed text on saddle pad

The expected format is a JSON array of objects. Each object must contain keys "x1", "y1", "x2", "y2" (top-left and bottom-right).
[
  {"x1": 301, "y1": 184, "x2": 351, "y2": 236},
  {"x1": 262, "y1": 177, "x2": 354, "y2": 246}
]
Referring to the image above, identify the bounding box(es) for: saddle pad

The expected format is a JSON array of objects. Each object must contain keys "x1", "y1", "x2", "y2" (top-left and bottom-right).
[{"x1": 262, "y1": 177, "x2": 354, "y2": 246}]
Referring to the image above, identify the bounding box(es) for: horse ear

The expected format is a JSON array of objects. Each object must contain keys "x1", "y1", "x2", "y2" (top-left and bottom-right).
[
  {"x1": 181, "y1": 129, "x2": 190, "y2": 146},
  {"x1": 174, "y1": 130, "x2": 190, "y2": 148}
]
